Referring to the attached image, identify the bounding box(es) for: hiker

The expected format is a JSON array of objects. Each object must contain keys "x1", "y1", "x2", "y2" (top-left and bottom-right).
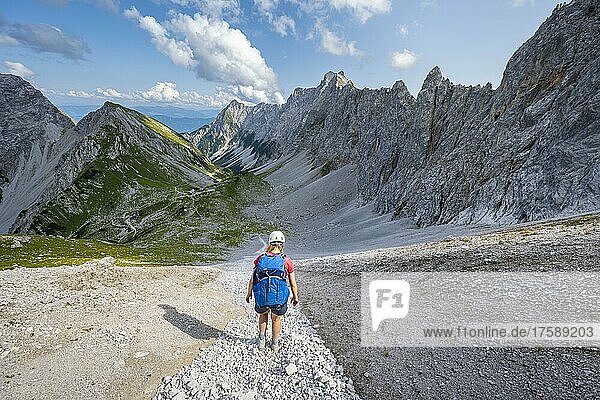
[{"x1": 245, "y1": 230, "x2": 299, "y2": 353}]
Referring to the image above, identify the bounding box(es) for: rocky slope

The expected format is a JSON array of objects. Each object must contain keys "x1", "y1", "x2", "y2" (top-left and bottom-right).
[
  {"x1": 189, "y1": 0, "x2": 600, "y2": 227},
  {"x1": 0, "y1": 74, "x2": 80, "y2": 232},
  {"x1": 297, "y1": 214, "x2": 600, "y2": 399}
]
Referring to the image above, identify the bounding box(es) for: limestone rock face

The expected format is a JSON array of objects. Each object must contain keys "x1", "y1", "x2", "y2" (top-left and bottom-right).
[
  {"x1": 188, "y1": 0, "x2": 600, "y2": 226},
  {"x1": 0, "y1": 74, "x2": 80, "y2": 232}
]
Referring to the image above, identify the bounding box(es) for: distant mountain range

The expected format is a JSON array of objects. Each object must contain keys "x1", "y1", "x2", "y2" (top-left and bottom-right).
[
  {"x1": 59, "y1": 104, "x2": 218, "y2": 133},
  {"x1": 188, "y1": 0, "x2": 600, "y2": 226}
]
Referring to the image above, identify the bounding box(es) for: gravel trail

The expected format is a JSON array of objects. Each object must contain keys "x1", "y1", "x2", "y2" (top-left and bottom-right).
[{"x1": 154, "y1": 261, "x2": 360, "y2": 400}]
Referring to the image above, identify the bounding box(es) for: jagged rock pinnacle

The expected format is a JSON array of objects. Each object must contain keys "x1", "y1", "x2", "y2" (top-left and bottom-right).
[
  {"x1": 320, "y1": 71, "x2": 351, "y2": 89},
  {"x1": 420, "y1": 66, "x2": 444, "y2": 91}
]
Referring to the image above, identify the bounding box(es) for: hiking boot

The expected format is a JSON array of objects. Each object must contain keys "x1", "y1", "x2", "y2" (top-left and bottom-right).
[
  {"x1": 258, "y1": 334, "x2": 266, "y2": 350},
  {"x1": 272, "y1": 338, "x2": 280, "y2": 354}
]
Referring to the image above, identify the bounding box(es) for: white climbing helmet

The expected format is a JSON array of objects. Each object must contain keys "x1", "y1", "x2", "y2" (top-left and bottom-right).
[{"x1": 268, "y1": 230, "x2": 286, "y2": 244}]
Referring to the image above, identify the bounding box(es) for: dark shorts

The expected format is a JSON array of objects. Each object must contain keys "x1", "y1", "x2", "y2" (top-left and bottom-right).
[{"x1": 255, "y1": 302, "x2": 288, "y2": 316}]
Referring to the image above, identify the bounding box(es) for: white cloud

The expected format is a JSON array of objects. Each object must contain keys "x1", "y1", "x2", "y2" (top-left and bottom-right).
[
  {"x1": 140, "y1": 81, "x2": 180, "y2": 101},
  {"x1": 315, "y1": 22, "x2": 361, "y2": 57},
  {"x1": 329, "y1": 0, "x2": 391, "y2": 23},
  {"x1": 96, "y1": 87, "x2": 130, "y2": 98},
  {"x1": 272, "y1": 15, "x2": 296, "y2": 36},
  {"x1": 125, "y1": 7, "x2": 283, "y2": 104},
  {"x1": 66, "y1": 89, "x2": 95, "y2": 98},
  {"x1": 397, "y1": 24, "x2": 409, "y2": 36},
  {"x1": 198, "y1": 0, "x2": 241, "y2": 20},
  {"x1": 390, "y1": 49, "x2": 417, "y2": 69},
  {"x1": 255, "y1": 0, "x2": 277, "y2": 12},
  {"x1": 159, "y1": 0, "x2": 241, "y2": 21},
  {"x1": 123, "y1": 6, "x2": 141, "y2": 19},
  {"x1": 64, "y1": 81, "x2": 246, "y2": 108},
  {"x1": 3, "y1": 61, "x2": 34, "y2": 78},
  {"x1": 254, "y1": 0, "x2": 296, "y2": 36},
  {"x1": 124, "y1": 7, "x2": 196, "y2": 68}
]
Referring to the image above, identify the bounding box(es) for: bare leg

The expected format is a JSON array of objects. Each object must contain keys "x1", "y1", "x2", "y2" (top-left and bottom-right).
[
  {"x1": 271, "y1": 313, "x2": 282, "y2": 352},
  {"x1": 258, "y1": 312, "x2": 268, "y2": 349},
  {"x1": 271, "y1": 314, "x2": 282, "y2": 341},
  {"x1": 259, "y1": 312, "x2": 269, "y2": 336}
]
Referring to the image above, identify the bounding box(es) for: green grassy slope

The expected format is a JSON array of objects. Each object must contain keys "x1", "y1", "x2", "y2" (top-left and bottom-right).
[{"x1": 9, "y1": 103, "x2": 271, "y2": 269}]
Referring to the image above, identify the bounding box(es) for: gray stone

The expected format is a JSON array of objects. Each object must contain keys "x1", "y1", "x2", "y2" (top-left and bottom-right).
[
  {"x1": 188, "y1": 0, "x2": 600, "y2": 228},
  {"x1": 284, "y1": 362, "x2": 298, "y2": 375}
]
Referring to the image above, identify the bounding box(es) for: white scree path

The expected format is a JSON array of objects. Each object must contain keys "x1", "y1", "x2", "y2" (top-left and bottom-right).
[{"x1": 153, "y1": 263, "x2": 360, "y2": 400}]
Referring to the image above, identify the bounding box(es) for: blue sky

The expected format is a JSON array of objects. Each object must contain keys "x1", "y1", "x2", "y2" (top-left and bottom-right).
[{"x1": 0, "y1": 0, "x2": 563, "y2": 111}]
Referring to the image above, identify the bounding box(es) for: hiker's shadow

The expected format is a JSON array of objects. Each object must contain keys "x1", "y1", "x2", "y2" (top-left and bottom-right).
[{"x1": 159, "y1": 304, "x2": 223, "y2": 340}]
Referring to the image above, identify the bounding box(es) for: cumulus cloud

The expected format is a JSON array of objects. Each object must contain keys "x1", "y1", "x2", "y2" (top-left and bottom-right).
[
  {"x1": 158, "y1": 0, "x2": 241, "y2": 21},
  {"x1": 254, "y1": 0, "x2": 296, "y2": 36},
  {"x1": 140, "y1": 81, "x2": 180, "y2": 101},
  {"x1": 64, "y1": 81, "x2": 245, "y2": 108},
  {"x1": 390, "y1": 49, "x2": 417, "y2": 69},
  {"x1": 329, "y1": 0, "x2": 391, "y2": 23},
  {"x1": 124, "y1": 7, "x2": 283, "y2": 104},
  {"x1": 66, "y1": 89, "x2": 95, "y2": 98},
  {"x1": 3, "y1": 61, "x2": 34, "y2": 78},
  {"x1": 314, "y1": 22, "x2": 361, "y2": 57},
  {"x1": 1, "y1": 23, "x2": 90, "y2": 60}
]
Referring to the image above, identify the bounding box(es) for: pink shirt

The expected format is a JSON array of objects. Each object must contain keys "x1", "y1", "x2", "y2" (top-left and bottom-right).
[{"x1": 253, "y1": 252, "x2": 295, "y2": 273}]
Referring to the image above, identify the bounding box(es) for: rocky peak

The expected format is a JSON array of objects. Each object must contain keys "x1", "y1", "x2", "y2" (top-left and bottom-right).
[
  {"x1": 420, "y1": 66, "x2": 444, "y2": 91},
  {"x1": 319, "y1": 71, "x2": 352, "y2": 90},
  {"x1": 0, "y1": 74, "x2": 26, "y2": 93},
  {"x1": 392, "y1": 80, "x2": 408, "y2": 91},
  {"x1": 0, "y1": 73, "x2": 76, "y2": 178}
]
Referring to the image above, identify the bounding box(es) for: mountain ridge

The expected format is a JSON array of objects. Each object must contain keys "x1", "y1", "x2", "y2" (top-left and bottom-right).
[
  {"x1": 187, "y1": 0, "x2": 600, "y2": 227},
  {"x1": 0, "y1": 82, "x2": 220, "y2": 237}
]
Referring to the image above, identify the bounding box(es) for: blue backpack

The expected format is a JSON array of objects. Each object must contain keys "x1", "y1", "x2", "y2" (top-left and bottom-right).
[{"x1": 253, "y1": 253, "x2": 290, "y2": 307}]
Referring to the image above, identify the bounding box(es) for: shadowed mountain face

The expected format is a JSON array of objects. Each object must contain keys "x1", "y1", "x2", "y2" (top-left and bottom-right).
[
  {"x1": 0, "y1": 74, "x2": 80, "y2": 232},
  {"x1": 188, "y1": 0, "x2": 600, "y2": 227}
]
